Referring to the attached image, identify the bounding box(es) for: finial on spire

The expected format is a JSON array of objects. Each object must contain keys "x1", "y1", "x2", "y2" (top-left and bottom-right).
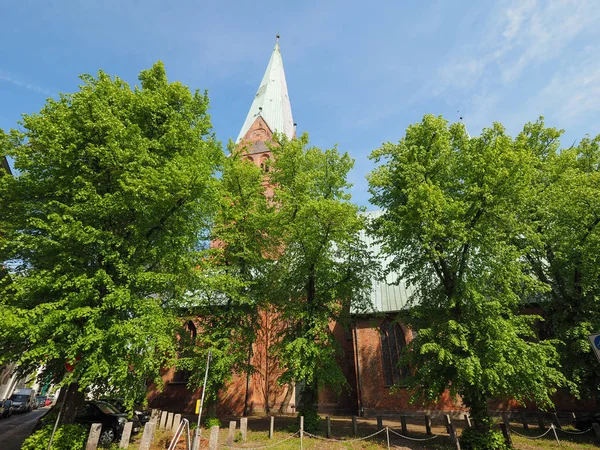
[{"x1": 276, "y1": 34, "x2": 280, "y2": 44}]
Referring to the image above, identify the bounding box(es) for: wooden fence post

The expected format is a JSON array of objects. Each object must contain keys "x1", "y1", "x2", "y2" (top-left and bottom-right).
[
  {"x1": 119, "y1": 422, "x2": 133, "y2": 448},
  {"x1": 499, "y1": 423, "x2": 513, "y2": 448},
  {"x1": 520, "y1": 412, "x2": 529, "y2": 430},
  {"x1": 208, "y1": 425, "x2": 219, "y2": 450},
  {"x1": 85, "y1": 423, "x2": 102, "y2": 450},
  {"x1": 425, "y1": 415, "x2": 432, "y2": 436},
  {"x1": 377, "y1": 416, "x2": 383, "y2": 431},
  {"x1": 446, "y1": 416, "x2": 461, "y2": 450},
  {"x1": 227, "y1": 421, "x2": 236, "y2": 446},
  {"x1": 300, "y1": 416, "x2": 304, "y2": 450},
  {"x1": 551, "y1": 412, "x2": 562, "y2": 429},
  {"x1": 592, "y1": 422, "x2": 600, "y2": 440},
  {"x1": 401, "y1": 415, "x2": 407, "y2": 434},
  {"x1": 464, "y1": 414, "x2": 471, "y2": 428},
  {"x1": 139, "y1": 420, "x2": 156, "y2": 450},
  {"x1": 444, "y1": 414, "x2": 452, "y2": 434},
  {"x1": 166, "y1": 412, "x2": 173, "y2": 431},
  {"x1": 326, "y1": 416, "x2": 331, "y2": 438},
  {"x1": 352, "y1": 415, "x2": 358, "y2": 437},
  {"x1": 537, "y1": 412, "x2": 546, "y2": 430},
  {"x1": 172, "y1": 413, "x2": 181, "y2": 432},
  {"x1": 269, "y1": 416, "x2": 274, "y2": 439},
  {"x1": 240, "y1": 417, "x2": 248, "y2": 442},
  {"x1": 160, "y1": 411, "x2": 168, "y2": 429}
]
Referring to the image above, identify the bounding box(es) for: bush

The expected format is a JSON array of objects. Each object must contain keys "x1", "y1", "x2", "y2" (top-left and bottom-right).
[
  {"x1": 22, "y1": 424, "x2": 88, "y2": 450},
  {"x1": 298, "y1": 409, "x2": 321, "y2": 433},
  {"x1": 460, "y1": 428, "x2": 510, "y2": 450},
  {"x1": 204, "y1": 417, "x2": 221, "y2": 428}
]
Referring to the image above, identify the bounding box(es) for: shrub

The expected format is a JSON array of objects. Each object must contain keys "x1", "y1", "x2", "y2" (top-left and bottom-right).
[
  {"x1": 204, "y1": 417, "x2": 221, "y2": 428},
  {"x1": 460, "y1": 428, "x2": 510, "y2": 450},
  {"x1": 298, "y1": 409, "x2": 321, "y2": 433},
  {"x1": 22, "y1": 424, "x2": 88, "y2": 450}
]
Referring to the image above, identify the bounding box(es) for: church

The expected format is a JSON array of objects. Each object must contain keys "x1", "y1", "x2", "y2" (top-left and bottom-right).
[
  {"x1": 146, "y1": 38, "x2": 453, "y2": 417},
  {"x1": 148, "y1": 39, "x2": 592, "y2": 419}
]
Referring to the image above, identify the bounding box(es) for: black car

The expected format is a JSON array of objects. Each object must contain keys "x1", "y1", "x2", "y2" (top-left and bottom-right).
[
  {"x1": 0, "y1": 399, "x2": 13, "y2": 418},
  {"x1": 100, "y1": 397, "x2": 151, "y2": 424},
  {"x1": 33, "y1": 401, "x2": 141, "y2": 446},
  {"x1": 575, "y1": 412, "x2": 600, "y2": 431}
]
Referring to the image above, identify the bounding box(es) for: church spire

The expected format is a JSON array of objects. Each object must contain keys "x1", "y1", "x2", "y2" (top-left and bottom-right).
[{"x1": 236, "y1": 37, "x2": 294, "y2": 142}]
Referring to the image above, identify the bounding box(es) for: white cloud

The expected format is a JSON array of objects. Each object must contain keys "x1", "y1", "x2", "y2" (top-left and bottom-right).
[
  {"x1": 0, "y1": 70, "x2": 52, "y2": 95},
  {"x1": 438, "y1": 0, "x2": 600, "y2": 90},
  {"x1": 433, "y1": 0, "x2": 600, "y2": 134},
  {"x1": 539, "y1": 48, "x2": 600, "y2": 123}
]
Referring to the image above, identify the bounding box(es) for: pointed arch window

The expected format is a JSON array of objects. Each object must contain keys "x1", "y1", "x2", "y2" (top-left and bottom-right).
[
  {"x1": 379, "y1": 320, "x2": 407, "y2": 387},
  {"x1": 172, "y1": 321, "x2": 196, "y2": 384},
  {"x1": 260, "y1": 155, "x2": 271, "y2": 172}
]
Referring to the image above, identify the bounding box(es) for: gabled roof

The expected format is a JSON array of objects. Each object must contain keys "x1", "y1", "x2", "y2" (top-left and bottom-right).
[
  {"x1": 357, "y1": 210, "x2": 414, "y2": 314},
  {"x1": 236, "y1": 40, "x2": 294, "y2": 142}
]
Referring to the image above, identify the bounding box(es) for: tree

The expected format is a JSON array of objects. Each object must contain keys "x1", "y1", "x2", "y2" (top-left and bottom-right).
[
  {"x1": 520, "y1": 120, "x2": 600, "y2": 402},
  {"x1": 0, "y1": 62, "x2": 223, "y2": 422},
  {"x1": 368, "y1": 115, "x2": 565, "y2": 447},
  {"x1": 178, "y1": 145, "x2": 279, "y2": 414},
  {"x1": 267, "y1": 133, "x2": 376, "y2": 425}
]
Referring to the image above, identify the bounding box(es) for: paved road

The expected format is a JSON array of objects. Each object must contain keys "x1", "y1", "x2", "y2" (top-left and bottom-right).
[{"x1": 0, "y1": 407, "x2": 49, "y2": 450}]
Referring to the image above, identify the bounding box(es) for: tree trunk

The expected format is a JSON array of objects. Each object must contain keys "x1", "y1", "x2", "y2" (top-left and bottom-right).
[
  {"x1": 463, "y1": 390, "x2": 492, "y2": 433},
  {"x1": 58, "y1": 382, "x2": 85, "y2": 426},
  {"x1": 299, "y1": 379, "x2": 318, "y2": 414},
  {"x1": 278, "y1": 383, "x2": 294, "y2": 415}
]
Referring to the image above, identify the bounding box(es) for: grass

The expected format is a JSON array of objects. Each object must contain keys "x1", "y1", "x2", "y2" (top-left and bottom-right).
[{"x1": 138, "y1": 416, "x2": 599, "y2": 450}]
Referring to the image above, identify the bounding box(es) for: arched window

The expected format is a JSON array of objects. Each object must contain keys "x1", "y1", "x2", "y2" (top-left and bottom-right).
[
  {"x1": 173, "y1": 321, "x2": 196, "y2": 384},
  {"x1": 247, "y1": 156, "x2": 254, "y2": 164},
  {"x1": 260, "y1": 155, "x2": 270, "y2": 172},
  {"x1": 379, "y1": 320, "x2": 406, "y2": 386}
]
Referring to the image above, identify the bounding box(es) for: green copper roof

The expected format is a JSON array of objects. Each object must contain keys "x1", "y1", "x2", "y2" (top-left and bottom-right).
[
  {"x1": 359, "y1": 210, "x2": 414, "y2": 313},
  {"x1": 236, "y1": 40, "x2": 295, "y2": 142}
]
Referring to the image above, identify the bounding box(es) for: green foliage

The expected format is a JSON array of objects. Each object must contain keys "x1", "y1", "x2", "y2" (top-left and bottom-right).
[
  {"x1": 368, "y1": 114, "x2": 565, "y2": 424},
  {"x1": 204, "y1": 417, "x2": 221, "y2": 428},
  {"x1": 267, "y1": 133, "x2": 377, "y2": 410},
  {"x1": 460, "y1": 428, "x2": 509, "y2": 450},
  {"x1": 298, "y1": 409, "x2": 322, "y2": 433},
  {"x1": 518, "y1": 119, "x2": 600, "y2": 401},
  {"x1": 178, "y1": 145, "x2": 277, "y2": 403},
  {"x1": 22, "y1": 424, "x2": 88, "y2": 450},
  {"x1": 0, "y1": 62, "x2": 223, "y2": 406}
]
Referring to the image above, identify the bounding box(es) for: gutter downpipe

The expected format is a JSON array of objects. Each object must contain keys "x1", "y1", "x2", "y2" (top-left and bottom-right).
[{"x1": 353, "y1": 321, "x2": 364, "y2": 416}]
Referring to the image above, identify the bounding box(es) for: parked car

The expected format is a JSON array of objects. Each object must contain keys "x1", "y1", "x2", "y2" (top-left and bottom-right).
[
  {"x1": 35, "y1": 396, "x2": 47, "y2": 408},
  {"x1": 100, "y1": 397, "x2": 151, "y2": 424},
  {"x1": 575, "y1": 412, "x2": 600, "y2": 430},
  {"x1": 33, "y1": 401, "x2": 141, "y2": 446},
  {"x1": 10, "y1": 388, "x2": 36, "y2": 413},
  {"x1": 1, "y1": 399, "x2": 13, "y2": 418}
]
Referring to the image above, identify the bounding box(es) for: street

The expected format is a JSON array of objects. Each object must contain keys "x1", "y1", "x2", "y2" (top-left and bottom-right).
[{"x1": 0, "y1": 407, "x2": 48, "y2": 450}]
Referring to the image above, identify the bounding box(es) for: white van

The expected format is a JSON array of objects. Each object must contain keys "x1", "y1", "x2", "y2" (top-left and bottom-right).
[{"x1": 10, "y1": 388, "x2": 36, "y2": 413}]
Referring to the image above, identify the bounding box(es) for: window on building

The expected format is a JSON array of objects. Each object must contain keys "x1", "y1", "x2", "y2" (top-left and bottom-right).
[
  {"x1": 379, "y1": 320, "x2": 407, "y2": 387},
  {"x1": 260, "y1": 156, "x2": 270, "y2": 172},
  {"x1": 172, "y1": 321, "x2": 196, "y2": 385}
]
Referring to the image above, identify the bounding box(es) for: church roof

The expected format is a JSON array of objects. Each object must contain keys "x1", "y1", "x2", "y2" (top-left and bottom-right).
[
  {"x1": 236, "y1": 40, "x2": 294, "y2": 142},
  {"x1": 357, "y1": 210, "x2": 414, "y2": 314}
]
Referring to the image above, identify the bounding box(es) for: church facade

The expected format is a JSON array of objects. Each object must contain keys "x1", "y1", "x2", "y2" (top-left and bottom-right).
[
  {"x1": 147, "y1": 40, "x2": 454, "y2": 417},
  {"x1": 147, "y1": 40, "x2": 591, "y2": 418}
]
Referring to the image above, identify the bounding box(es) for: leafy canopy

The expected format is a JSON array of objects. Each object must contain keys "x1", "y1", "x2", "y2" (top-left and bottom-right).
[
  {"x1": 368, "y1": 115, "x2": 565, "y2": 427},
  {"x1": 0, "y1": 62, "x2": 223, "y2": 409}
]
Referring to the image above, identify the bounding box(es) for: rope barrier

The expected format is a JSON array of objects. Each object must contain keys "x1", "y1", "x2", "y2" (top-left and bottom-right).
[
  {"x1": 219, "y1": 431, "x2": 300, "y2": 449},
  {"x1": 509, "y1": 426, "x2": 553, "y2": 439},
  {"x1": 303, "y1": 428, "x2": 386, "y2": 442},
  {"x1": 387, "y1": 427, "x2": 441, "y2": 441},
  {"x1": 555, "y1": 427, "x2": 593, "y2": 435}
]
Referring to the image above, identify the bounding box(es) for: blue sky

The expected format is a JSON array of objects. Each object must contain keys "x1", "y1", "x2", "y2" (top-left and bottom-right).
[{"x1": 1, "y1": 0, "x2": 599, "y2": 206}]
